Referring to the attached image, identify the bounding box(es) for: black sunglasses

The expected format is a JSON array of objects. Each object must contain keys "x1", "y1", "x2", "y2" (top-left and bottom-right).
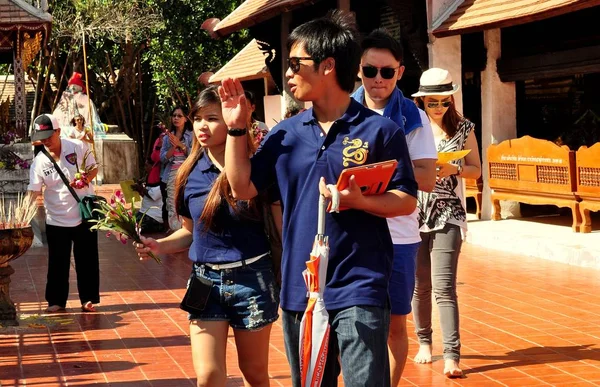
[
  {"x1": 288, "y1": 57, "x2": 313, "y2": 73},
  {"x1": 427, "y1": 101, "x2": 452, "y2": 109},
  {"x1": 361, "y1": 66, "x2": 398, "y2": 80}
]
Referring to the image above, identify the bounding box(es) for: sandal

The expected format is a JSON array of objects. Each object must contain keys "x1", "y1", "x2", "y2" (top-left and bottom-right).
[
  {"x1": 81, "y1": 302, "x2": 97, "y2": 313},
  {"x1": 45, "y1": 305, "x2": 66, "y2": 313}
]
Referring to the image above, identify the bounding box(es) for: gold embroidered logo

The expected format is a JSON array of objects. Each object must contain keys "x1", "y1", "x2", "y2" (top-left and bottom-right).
[{"x1": 342, "y1": 137, "x2": 369, "y2": 167}]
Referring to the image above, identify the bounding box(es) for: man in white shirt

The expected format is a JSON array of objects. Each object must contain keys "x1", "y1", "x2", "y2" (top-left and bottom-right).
[
  {"x1": 27, "y1": 114, "x2": 100, "y2": 313},
  {"x1": 352, "y1": 29, "x2": 437, "y2": 385}
]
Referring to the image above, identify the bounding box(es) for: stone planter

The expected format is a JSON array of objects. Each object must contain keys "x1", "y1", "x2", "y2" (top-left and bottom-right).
[{"x1": 0, "y1": 227, "x2": 34, "y2": 326}]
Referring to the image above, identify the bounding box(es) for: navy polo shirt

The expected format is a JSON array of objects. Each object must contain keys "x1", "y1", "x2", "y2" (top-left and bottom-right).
[
  {"x1": 180, "y1": 154, "x2": 270, "y2": 264},
  {"x1": 250, "y1": 99, "x2": 417, "y2": 311}
]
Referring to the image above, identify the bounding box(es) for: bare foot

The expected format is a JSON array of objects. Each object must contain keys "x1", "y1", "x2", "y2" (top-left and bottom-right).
[
  {"x1": 414, "y1": 344, "x2": 432, "y2": 364},
  {"x1": 444, "y1": 359, "x2": 463, "y2": 378}
]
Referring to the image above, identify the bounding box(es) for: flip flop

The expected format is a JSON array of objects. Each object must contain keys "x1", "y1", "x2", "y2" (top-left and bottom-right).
[
  {"x1": 45, "y1": 305, "x2": 66, "y2": 313},
  {"x1": 81, "y1": 302, "x2": 96, "y2": 313}
]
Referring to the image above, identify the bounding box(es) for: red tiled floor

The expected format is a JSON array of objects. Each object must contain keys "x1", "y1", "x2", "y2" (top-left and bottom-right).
[{"x1": 1, "y1": 235, "x2": 600, "y2": 386}]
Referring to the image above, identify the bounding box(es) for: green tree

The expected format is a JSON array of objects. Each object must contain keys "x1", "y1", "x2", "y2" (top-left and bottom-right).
[
  {"x1": 31, "y1": 0, "x2": 247, "y2": 170},
  {"x1": 145, "y1": 0, "x2": 248, "y2": 110}
]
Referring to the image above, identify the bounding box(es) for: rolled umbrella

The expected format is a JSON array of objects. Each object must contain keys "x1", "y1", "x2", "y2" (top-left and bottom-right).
[{"x1": 299, "y1": 186, "x2": 339, "y2": 387}]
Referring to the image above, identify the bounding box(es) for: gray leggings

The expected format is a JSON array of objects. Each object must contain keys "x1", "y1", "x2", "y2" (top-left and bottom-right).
[{"x1": 412, "y1": 223, "x2": 462, "y2": 361}]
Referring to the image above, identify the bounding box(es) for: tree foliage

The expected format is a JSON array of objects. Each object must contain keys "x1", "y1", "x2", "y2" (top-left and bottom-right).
[
  {"x1": 27, "y1": 0, "x2": 247, "y2": 170},
  {"x1": 145, "y1": 0, "x2": 249, "y2": 109}
]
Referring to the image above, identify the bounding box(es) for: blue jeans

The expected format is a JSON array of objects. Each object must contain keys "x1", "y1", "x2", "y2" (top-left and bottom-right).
[
  {"x1": 188, "y1": 257, "x2": 280, "y2": 330},
  {"x1": 282, "y1": 305, "x2": 390, "y2": 387}
]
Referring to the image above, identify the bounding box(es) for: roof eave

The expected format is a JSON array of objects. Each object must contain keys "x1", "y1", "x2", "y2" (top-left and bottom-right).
[
  {"x1": 212, "y1": 0, "x2": 319, "y2": 38},
  {"x1": 9, "y1": 0, "x2": 53, "y2": 23},
  {"x1": 209, "y1": 70, "x2": 269, "y2": 84},
  {"x1": 433, "y1": 0, "x2": 600, "y2": 38}
]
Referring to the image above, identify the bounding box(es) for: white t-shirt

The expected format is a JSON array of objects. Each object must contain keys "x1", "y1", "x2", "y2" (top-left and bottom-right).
[
  {"x1": 139, "y1": 185, "x2": 163, "y2": 223},
  {"x1": 385, "y1": 109, "x2": 438, "y2": 244},
  {"x1": 28, "y1": 138, "x2": 95, "y2": 227},
  {"x1": 60, "y1": 125, "x2": 89, "y2": 141}
]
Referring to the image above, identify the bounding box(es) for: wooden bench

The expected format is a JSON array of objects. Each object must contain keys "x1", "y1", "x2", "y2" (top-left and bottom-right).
[
  {"x1": 465, "y1": 177, "x2": 483, "y2": 219},
  {"x1": 576, "y1": 143, "x2": 600, "y2": 233},
  {"x1": 487, "y1": 136, "x2": 581, "y2": 232}
]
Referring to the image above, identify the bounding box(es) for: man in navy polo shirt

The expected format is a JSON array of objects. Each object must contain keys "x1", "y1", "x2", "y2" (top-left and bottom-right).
[{"x1": 220, "y1": 11, "x2": 417, "y2": 387}]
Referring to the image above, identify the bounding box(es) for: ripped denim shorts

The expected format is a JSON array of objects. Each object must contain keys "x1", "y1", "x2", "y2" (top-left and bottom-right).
[{"x1": 188, "y1": 255, "x2": 280, "y2": 330}]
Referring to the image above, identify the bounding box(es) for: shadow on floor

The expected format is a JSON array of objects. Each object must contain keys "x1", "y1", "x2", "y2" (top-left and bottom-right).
[{"x1": 462, "y1": 344, "x2": 600, "y2": 374}]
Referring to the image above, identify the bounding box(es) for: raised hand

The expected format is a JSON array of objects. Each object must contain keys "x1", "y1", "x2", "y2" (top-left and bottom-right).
[{"x1": 219, "y1": 78, "x2": 249, "y2": 129}]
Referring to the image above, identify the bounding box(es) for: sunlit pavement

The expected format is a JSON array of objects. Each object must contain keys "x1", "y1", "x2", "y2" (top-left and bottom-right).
[{"x1": 1, "y1": 232, "x2": 600, "y2": 386}]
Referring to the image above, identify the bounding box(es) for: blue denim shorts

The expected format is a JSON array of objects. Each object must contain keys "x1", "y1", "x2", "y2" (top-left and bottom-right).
[
  {"x1": 187, "y1": 256, "x2": 280, "y2": 330},
  {"x1": 389, "y1": 242, "x2": 420, "y2": 315}
]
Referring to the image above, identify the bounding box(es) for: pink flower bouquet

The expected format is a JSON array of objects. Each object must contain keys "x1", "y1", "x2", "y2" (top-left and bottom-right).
[
  {"x1": 89, "y1": 190, "x2": 161, "y2": 263},
  {"x1": 70, "y1": 150, "x2": 98, "y2": 189}
]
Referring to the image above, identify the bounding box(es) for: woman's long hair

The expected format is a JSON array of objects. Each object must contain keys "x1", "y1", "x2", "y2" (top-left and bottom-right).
[
  {"x1": 173, "y1": 86, "x2": 260, "y2": 233},
  {"x1": 415, "y1": 95, "x2": 464, "y2": 138},
  {"x1": 170, "y1": 105, "x2": 193, "y2": 133}
]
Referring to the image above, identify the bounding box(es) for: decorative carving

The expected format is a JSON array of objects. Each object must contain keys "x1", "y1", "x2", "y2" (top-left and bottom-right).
[
  {"x1": 489, "y1": 162, "x2": 517, "y2": 180},
  {"x1": 0, "y1": 32, "x2": 13, "y2": 51},
  {"x1": 13, "y1": 51, "x2": 27, "y2": 138},
  {"x1": 537, "y1": 165, "x2": 569, "y2": 185},
  {"x1": 579, "y1": 167, "x2": 600, "y2": 187},
  {"x1": 21, "y1": 32, "x2": 42, "y2": 70}
]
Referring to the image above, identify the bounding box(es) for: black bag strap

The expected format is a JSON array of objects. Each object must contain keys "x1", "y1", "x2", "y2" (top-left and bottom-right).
[{"x1": 41, "y1": 147, "x2": 81, "y2": 203}]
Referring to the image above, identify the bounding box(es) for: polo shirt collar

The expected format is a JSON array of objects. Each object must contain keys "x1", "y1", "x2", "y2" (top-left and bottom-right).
[
  {"x1": 300, "y1": 98, "x2": 363, "y2": 125},
  {"x1": 197, "y1": 152, "x2": 218, "y2": 172}
]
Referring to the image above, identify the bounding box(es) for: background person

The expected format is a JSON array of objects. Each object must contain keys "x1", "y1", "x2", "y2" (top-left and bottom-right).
[
  {"x1": 62, "y1": 114, "x2": 94, "y2": 144},
  {"x1": 131, "y1": 159, "x2": 164, "y2": 234},
  {"x1": 136, "y1": 87, "x2": 280, "y2": 387},
  {"x1": 27, "y1": 114, "x2": 100, "y2": 313},
  {"x1": 353, "y1": 28, "x2": 437, "y2": 386},
  {"x1": 412, "y1": 68, "x2": 482, "y2": 378},
  {"x1": 160, "y1": 106, "x2": 192, "y2": 231}
]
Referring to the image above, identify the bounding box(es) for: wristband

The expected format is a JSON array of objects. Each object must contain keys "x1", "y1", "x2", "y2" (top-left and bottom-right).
[
  {"x1": 228, "y1": 128, "x2": 247, "y2": 137},
  {"x1": 456, "y1": 164, "x2": 463, "y2": 176}
]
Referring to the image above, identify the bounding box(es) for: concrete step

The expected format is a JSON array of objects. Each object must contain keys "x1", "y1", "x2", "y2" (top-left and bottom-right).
[{"x1": 465, "y1": 214, "x2": 600, "y2": 270}]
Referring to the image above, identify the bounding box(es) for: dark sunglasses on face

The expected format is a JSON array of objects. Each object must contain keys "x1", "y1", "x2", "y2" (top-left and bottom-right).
[
  {"x1": 288, "y1": 57, "x2": 313, "y2": 73},
  {"x1": 361, "y1": 66, "x2": 398, "y2": 80},
  {"x1": 427, "y1": 101, "x2": 452, "y2": 109}
]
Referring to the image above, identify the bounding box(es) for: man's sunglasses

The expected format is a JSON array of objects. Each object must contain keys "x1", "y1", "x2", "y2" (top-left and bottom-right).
[
  {"x1": 361, "y1": 66, "x2": 399, "y2": 80},
  {"x1": 427, "y1": 101, "x2": 452, "y2": 109},
  {"x1": 288, "y1": 57, "x2": 313, "y2": 73}
]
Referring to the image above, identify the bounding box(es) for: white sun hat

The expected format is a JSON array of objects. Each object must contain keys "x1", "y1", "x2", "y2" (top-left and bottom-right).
[{"x1": 412, "y1": 68, "x2": 460, "y2": 97}]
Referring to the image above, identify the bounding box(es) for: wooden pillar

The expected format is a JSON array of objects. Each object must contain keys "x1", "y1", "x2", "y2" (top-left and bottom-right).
[{"x1": 13, "y1": 33, "x2": 27, "y2": 138}]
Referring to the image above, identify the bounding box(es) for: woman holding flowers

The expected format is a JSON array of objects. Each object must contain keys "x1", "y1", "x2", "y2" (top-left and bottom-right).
[
  {"x1": 135, "y1": 86, "x2": 280, "y2": 387},
  {"x1": 27, "y1": 113, "x2": 100, "y2": 313}
]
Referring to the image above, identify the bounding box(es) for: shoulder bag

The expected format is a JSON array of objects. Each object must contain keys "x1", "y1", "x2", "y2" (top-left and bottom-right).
[{"x1": 41, "y1": 148, "x2": 106, "y2": 223}]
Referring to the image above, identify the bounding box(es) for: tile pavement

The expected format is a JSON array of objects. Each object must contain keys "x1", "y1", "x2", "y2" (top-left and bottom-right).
[{"x1": 1, "y1": 232, "x2": 600, "y2": 386}]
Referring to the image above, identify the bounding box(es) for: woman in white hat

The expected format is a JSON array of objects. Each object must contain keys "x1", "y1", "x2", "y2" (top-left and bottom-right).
[{"x1": 411, "y1": 68, "x2": 481, "y2": 377}]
